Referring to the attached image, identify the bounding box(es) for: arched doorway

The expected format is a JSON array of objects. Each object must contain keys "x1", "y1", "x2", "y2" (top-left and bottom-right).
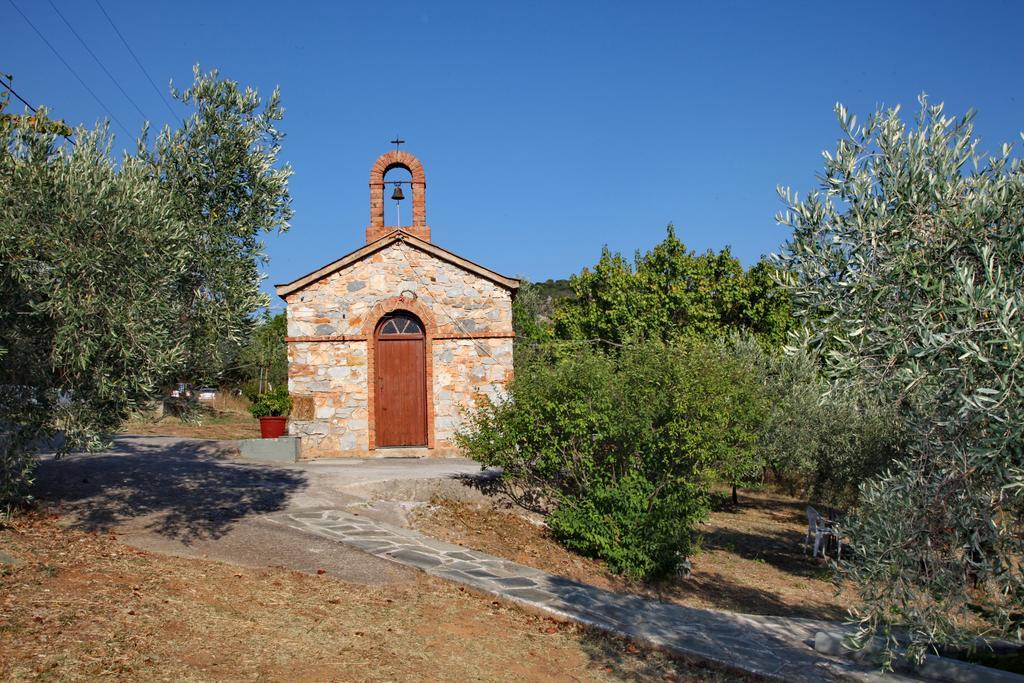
[{"x1": 374, "y1": 311, "x2": 427, "y2": 447}]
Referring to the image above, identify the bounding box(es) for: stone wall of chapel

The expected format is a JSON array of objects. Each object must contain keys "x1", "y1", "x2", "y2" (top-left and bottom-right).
[
  {"x1": 285, "y1": 242, "x2": 512, "y2": 339},
  {"x1": 283, "y1": 240, "x2": 515, "y2": 458},
  {"x1": 287, "y1": 340, "x2": 370, "y2": 457},
  {"x1": 432, "y1": 338, "x2": 514, "y2": 447},
  {"x1": 287, "y1": 335, "x2": 515, "y2": 458}
]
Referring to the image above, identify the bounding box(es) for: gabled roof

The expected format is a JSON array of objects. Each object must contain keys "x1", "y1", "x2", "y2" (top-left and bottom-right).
[{"x1": 274, "y1": 230, "x2": 520, "y2": 298}]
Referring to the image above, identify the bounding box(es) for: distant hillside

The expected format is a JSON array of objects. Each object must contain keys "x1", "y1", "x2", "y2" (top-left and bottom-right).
[
  {"x1": 526, "y1": 278, "x2": 575, "y2": 321},
  {"x1": 533, "y1": 278, "x2": 574, "y2": 302}
]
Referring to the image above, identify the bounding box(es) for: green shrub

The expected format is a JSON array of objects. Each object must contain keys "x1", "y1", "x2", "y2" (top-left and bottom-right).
[
  {"x1": 240, "y1": 379, "x2": 261, "y2": 404},
  {"x1": 457, "y1": 338, "x2": 764, "y2": 579},
  {"x1": 249, "y1": 386, "x2": 291, "y2": 418},
  {"x1": 548, "y1": 471, "x2": 706, "y2": 578}
]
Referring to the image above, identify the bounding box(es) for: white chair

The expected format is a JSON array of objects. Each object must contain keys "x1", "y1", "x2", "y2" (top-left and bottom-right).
[{"x1": 805, "y1": 506, "x2": 841, "y2": 560}]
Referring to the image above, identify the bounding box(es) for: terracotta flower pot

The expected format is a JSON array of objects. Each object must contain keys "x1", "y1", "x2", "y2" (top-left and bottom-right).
[{"x1": 258, "y1": 416, "x2": 288, "y2": 439}]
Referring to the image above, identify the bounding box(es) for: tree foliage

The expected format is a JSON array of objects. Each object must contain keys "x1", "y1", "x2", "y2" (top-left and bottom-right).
[
  {"x1": 457, "y1": 338, "x2": 765, "y2": 579},
  {"x1": 142, "y1": 66, "x2": 292, "y2": 382},
  {"x1": 553, "y1": 226, "x2": 792, "y2": 346},
  {"x1": 233, "y1": 312, "x2": 288, "y2": 398},
  {"x1": 511, "y1": 280, "x2": 552, "y2": 344},
  {"x1": 0, "y1": 116, "x2": 187, "y2": 506},
  {"x1": 776, "y1": 97, "x2": 1024, "y2": 656},
  {"x1": 0, "y1": 69, "x2": 290, "y2": 508},
  {"x1": 729, "y1": 337, "x2": 902, "y2": 508},
  {"x1": 475, "y1": 227, "x2": 802, "y2": 576}
]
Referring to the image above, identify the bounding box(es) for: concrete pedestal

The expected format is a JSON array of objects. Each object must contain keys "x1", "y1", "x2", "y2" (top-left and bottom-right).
[{"x1": 238, "y1": 436, "x2": 300, "y2": 463}]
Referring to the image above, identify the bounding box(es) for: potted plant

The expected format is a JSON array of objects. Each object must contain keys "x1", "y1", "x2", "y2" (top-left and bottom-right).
[{"x1": 250, "y1": 386, "x2": 292, "y2": 438}]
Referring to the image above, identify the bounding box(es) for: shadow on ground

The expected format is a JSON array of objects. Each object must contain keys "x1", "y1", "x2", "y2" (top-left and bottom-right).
[
  {"x1": 657, "y1": 568, "x2": 844, "y2": 621},
  {"x1": 32, "y1": 437, "x2": 308, "y2": 544},
  {"x1": 702, "y1": 498, "x2": 832, "y2": 579},
  {"x1": 658, "y1": 493, "x2": 846, "y2": 620},
  {"x1": 577, "y1": 630, "x2": 745, "y2": 682},
  {"x1": 451, "y1": 470, "x2": 548, "y2": 513}
]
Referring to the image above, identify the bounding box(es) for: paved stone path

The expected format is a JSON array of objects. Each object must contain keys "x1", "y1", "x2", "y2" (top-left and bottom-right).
[{"x1": 271, "y1": 508, "x2": 917, "y2": 682}]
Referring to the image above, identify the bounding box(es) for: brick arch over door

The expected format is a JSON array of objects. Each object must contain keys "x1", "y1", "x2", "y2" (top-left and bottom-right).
[
  {"x1": 368, "y1": 151, "x2": 427, "y2": 241},
  {"x1": 364, "y1": 296, "x2": 435, "y2": 450}
]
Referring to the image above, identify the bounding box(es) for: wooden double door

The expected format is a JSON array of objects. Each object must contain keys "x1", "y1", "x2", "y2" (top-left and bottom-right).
[{"x1": 374, "y1": 312, "x2": 428, "y2": 447}]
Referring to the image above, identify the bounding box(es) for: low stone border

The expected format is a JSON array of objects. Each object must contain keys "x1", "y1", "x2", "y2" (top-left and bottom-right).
[{"x1": 815, "y1": 631, "x2": 1024, "y2": 683}]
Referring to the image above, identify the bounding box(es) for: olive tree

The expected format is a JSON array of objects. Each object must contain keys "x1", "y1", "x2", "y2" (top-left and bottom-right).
[
  {"x1": 728, "y1": 335, "x2": 902, "y2": 508},
  {"x1": 0, "y1": 113, "x2": 188, "y2": 507},
  {"x1": 776, "y1": 96, "x2": 1024, "y2": 659},
  {"x1": 142, "y1": 66, "x2": 292, "y2": 383},
  {"x1": 0, "y1": 69, "x2": 291, "y2": 509}
]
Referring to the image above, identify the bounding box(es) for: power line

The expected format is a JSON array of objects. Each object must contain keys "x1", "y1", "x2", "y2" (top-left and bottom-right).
[
  {"x1": 46, "y1": 0, "x2": 150, "y2": 123},
  {"x1": 0, "y1": 76, "x2": 36, "y2": 114},
  {"x1": 92, "y1": 0, "x2": 181, "y2": 124},
  {"x1": 0, "y1": 74, "x2": 77, "y2": 145},
  {"x1": 7, "y1": 0, "x2": 131, "y2": 138}
]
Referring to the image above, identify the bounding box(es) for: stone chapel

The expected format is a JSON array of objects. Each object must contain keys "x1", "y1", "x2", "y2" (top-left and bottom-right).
[{"x1": 275, "y1": 149, "x2": 519, "y2": 458}]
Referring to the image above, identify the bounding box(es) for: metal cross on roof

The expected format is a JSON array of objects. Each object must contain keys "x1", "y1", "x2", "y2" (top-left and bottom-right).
[{"x1": 390, "y1": 135, "x2": 405, "y2": 150}]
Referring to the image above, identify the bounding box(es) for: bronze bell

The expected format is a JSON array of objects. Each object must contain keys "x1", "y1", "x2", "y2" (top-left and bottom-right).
[{"x1": 391, "y1": 184, "x2": 405, "y2": 201}]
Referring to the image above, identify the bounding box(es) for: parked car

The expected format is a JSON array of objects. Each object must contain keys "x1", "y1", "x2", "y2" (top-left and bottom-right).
[
  {"x1": 170, "y1": 383, "x2": 193, "y2": 399},
  {"x1": 197, "y1": 387, "x2": 217, "y2": 401}
]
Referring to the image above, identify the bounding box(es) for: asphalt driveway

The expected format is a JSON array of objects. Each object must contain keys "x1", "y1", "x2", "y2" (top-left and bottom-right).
[{"x1": 32, "y1": 436, "x2": 485, "y2": 584}]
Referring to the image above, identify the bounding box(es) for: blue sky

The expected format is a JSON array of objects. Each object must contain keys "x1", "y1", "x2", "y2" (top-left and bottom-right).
[{"x1": 6, "y1": 1, "x2": 1023, "y2": 307}]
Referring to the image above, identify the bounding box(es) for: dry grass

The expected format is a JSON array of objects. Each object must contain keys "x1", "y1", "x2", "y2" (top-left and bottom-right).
[
  {"x1": 202, "y1": 391, "x2": 254, "y2": 415},
  {"x1": 121, "y1": 400, "x2": 260, "y2": 441},
  {"x1": 411, "y1": 489, "x2": 853, "y2": 621},
  {"x1": 0, "y1": 513, "x2": 749, "y2": 682}
]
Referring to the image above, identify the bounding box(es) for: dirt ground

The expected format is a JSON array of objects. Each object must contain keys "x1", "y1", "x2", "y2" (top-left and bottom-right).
[
  {"x1": 411, "y1": 489, "x2": 851, "y2": 621},
  {"x1": 0, "y1": 513, "x2": 747, "y2": 682}
]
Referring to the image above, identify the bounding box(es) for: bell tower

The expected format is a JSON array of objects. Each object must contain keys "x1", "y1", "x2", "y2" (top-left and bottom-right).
[{"x1": 366, "y1": 143, "x2": 429, "y2": 243}]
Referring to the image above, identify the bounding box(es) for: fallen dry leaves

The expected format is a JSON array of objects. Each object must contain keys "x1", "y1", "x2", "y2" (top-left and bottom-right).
[{"x1": 0, "y1": 512, "x2": 746, "y2": 682}]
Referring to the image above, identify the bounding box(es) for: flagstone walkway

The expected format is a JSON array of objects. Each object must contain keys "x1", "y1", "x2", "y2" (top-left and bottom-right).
[{"x1": 271, "y1": 508, "x2": 916, "y2": 682}]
